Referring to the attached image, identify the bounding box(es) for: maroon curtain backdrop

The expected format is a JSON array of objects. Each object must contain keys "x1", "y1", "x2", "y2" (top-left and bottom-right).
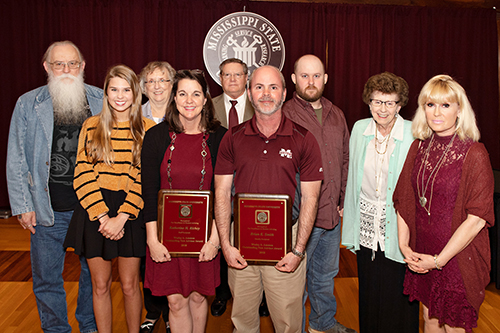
[{"x1": 0, "y1": 0, "x2": 498, "y2": 209}]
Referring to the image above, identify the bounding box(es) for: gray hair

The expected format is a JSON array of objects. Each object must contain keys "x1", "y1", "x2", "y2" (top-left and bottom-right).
[
  {"x1": 139, "y1": 61, "x2": 176, "y2": 93},
  {"x1": 42, "y1": 40, "x2": 84, "y2": 64}
]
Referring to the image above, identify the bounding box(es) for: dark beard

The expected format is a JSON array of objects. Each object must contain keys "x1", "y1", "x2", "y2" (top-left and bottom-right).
[
  {"x1": 48, "y1": 71, "x2": 88, "y2": 125},
  {"x1": 296, "y1": 85, "x2": 324, "y2": 104}
]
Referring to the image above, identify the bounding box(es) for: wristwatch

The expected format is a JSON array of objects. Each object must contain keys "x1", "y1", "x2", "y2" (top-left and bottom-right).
[{"x1": 292, "y1": 247, "x2": 305, "y2": 259}]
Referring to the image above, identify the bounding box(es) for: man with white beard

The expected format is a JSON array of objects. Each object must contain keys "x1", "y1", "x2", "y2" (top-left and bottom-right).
[{"x1": 6, "y1": 41, "x2": 103, "y2": 333}]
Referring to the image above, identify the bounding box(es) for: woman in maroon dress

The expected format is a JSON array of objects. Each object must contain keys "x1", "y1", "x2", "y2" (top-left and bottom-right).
[
  {"x1": 394, "y1": 75, "x2": 495, "y2": 332},
  {"x1": 141, "y1": 70, "x2": 226, "y2": 332}
]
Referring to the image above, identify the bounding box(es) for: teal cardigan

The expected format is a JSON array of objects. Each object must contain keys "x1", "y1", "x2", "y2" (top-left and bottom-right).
[{"x1": 342, "y1": 117, "x2": 414, "y2": 263}]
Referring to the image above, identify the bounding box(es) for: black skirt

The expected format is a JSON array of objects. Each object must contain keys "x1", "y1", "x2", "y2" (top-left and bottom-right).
[
  {"x1": 64, "y1": 189, "x2": 146, "y2": 260},
  {"x1": 356, "y1": 245, "x2": 420, "y2": 333}
]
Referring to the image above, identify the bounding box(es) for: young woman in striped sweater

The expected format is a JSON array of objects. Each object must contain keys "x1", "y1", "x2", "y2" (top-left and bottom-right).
[{"x1": 65, "y1": 64, "x2": 155, "y2": 333}]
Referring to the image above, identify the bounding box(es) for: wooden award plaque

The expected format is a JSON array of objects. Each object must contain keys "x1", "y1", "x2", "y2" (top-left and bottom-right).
[
  {"x1": 234, "y1": 193, "x2": 292, "y2": 265},
  {"x1": 157, "y1": 189, "x2": 212, "y2": 257}
]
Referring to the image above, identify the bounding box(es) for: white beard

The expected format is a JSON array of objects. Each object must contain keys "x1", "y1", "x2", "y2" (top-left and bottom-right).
[{"x1": 47, "y1": 71, "x2": 88, "y2": 125}]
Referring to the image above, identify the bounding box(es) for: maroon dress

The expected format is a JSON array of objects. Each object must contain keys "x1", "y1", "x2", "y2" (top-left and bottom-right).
[
  {"x1": 144, "y1": 132, "x2": 220, "y2": 297},
  {"x1": 405, "y1": 134, "x2": 476, "y2": 330}
]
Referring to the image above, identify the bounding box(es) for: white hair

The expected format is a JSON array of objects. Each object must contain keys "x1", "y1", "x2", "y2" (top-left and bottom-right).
[{"x1": 47, "y1": 69, "x2": 88, "y2": 125}]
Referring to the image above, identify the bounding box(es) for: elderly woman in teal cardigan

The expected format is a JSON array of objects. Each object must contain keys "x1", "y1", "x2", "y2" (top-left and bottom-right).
[{"x1": 342, "y1": 72, "x2": 418, "y2": 333}]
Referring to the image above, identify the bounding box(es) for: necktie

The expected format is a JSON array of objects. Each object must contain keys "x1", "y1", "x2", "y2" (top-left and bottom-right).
[{"x1": 228, "y1": 100, "x2": 238, "y2": 128}]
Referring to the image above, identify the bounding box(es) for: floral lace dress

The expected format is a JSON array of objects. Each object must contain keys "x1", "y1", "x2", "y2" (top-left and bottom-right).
[{"x1": 405, "y1": 134, "x2": 477, "y2": 331}]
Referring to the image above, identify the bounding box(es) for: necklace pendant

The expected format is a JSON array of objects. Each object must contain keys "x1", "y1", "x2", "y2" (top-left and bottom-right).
[{"x1": 419, "y1": 196, "x2": 427, "y2": 207}]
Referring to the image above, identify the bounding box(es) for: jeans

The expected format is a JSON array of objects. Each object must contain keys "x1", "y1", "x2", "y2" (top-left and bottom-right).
[
  {"x1": 303, "y1": 225, "x2": 341, "y2": 332},
  {"x1": 30, "y1": 210, "x2": 96, "y2": 333}
]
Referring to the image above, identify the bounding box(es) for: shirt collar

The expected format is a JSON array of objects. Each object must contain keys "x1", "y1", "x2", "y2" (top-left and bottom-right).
[
  {"x1": 363, "y1": 114, "x2": 405, "y2": 141},
  {"x1": 292, "y1": 91, "x2": 325, "y2": 110},
  {"x1": 223, "y1": 91, "x2": 247, "y2": 105},
  {"x1": 245, "y1": 111, "x2": 293, "y2": 139}
]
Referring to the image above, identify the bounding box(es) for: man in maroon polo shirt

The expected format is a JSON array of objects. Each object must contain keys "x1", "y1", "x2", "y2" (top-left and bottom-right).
[{"x1": 214, "y1": 65, "x2": 323, "y2": 333}]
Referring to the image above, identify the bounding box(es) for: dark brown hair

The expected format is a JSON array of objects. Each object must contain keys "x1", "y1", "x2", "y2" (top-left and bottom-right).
[{"x1": 165, "y1": 70, "x2": 220, "y2": 133}]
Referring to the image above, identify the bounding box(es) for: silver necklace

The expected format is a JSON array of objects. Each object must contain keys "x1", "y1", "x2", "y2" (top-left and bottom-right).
[{"x1": 416, "y1": 133, "x2": 456, "y2": 216}]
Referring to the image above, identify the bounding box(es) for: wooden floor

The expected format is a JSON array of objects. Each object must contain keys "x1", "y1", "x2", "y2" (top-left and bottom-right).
[{"x1": 1, "y1": 216, "x2": 499, "y2": 332}]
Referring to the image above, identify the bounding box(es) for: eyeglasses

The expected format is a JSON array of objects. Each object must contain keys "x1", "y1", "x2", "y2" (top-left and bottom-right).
[
  {"x1": 370, "y1": 99, "x2": 400, "y2": 109},
  {"x1": 221, "y1": 72, "x2": 245, "y2": 79},
  {"x1": 49, "y1": 61, "x2": 81, "y2": 70},
  {"x1": 145, "y1": 78, "x2": 171, "y2": 86}
]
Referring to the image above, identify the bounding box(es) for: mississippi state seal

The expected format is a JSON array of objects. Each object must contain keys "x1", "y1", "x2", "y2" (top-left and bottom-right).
[
  {"x1": 179, "y1": 204, "x2": 192, "y2": 218},
  {"x1": 256, "y1": 210, "x2": 270, "y2": 225},
  {"x1": 203, "y1": 11, "x2": 285, "y2": 85}
]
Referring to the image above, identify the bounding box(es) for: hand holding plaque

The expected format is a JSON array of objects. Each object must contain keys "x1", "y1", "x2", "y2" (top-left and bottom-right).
[
  {"x1": 234, "y1": 193, "x2": 292, "y2": 265},
  {"x1": 157, "y1": 189, "x2": 213, "y2": 257}
]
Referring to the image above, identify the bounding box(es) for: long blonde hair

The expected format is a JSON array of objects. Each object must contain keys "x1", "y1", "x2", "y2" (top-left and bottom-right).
[
  {"x1": 412, "y1": 74, "x2": 480, "y2": 141},
  {"x1": 87, "y1": 64, "x2": 145, "y2": 166}
]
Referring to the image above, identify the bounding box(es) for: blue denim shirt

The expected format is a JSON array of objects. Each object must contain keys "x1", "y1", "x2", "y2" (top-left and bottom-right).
[{"x1": 6, "y1": 84, "x2": 103, "y2": 226}]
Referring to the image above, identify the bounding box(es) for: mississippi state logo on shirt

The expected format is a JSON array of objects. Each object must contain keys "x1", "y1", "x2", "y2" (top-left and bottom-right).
[
  {"x1": 279, "y1": 148, "x2": 292, "y2": 159},
  {"x1": 203, "y1": 11, "x2": 285, "y2": 86}
]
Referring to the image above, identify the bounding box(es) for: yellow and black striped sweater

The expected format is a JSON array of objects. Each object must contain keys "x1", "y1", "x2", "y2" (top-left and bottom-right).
[{"x1": 74, "y1": 116, "x2": 156, "y2": 221}]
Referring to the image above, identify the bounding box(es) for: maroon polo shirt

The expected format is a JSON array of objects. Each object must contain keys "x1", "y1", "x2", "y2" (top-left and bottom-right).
[{"x1": 215, "y1": 112, "x2": 323, "y2": 205}]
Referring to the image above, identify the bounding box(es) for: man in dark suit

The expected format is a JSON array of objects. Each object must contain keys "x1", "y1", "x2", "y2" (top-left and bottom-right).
[{"x1": 212, "y1": 58, "x2": 254, "y2": 129}]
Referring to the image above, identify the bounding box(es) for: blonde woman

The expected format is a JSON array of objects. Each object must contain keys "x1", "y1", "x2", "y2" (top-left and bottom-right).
[
  {"x1": 65, "y1": 64, "x2": 155, "y2": 333},
  {"x1": 394, "y1": 75, "x2": 494, "y2": 332}
]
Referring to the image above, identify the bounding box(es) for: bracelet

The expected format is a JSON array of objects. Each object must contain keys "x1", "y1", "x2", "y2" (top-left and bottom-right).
[
  {"x1": 208, "y1": 240, "x2": 221, "y2": 250},
  {"x1": 97, "y1": 212, "x2": 108, "y2": 220},
  {"x1": 291, "y1": 247, "x2": 305, "y2": 259},
  {"x1": 433, "y1": 254, "x2": 442, "y2": 270}
]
